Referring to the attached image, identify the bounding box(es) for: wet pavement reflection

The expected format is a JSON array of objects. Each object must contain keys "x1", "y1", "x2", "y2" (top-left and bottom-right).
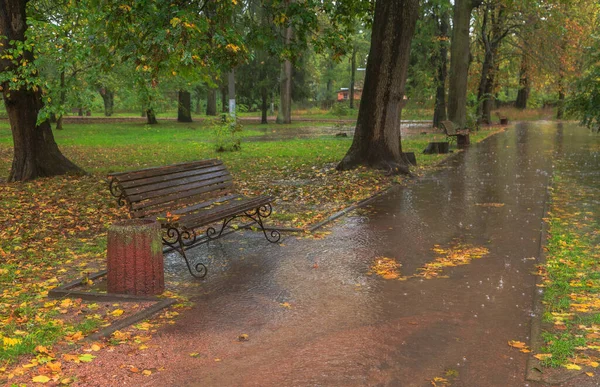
[{"x1": 152, "y1": 123, "x2": 597, "y2": 386}]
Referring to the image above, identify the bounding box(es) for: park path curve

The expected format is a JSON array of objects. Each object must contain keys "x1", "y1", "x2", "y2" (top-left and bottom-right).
[{"x1": 74, "y1": 122, "x2": 594, "y2": 386}]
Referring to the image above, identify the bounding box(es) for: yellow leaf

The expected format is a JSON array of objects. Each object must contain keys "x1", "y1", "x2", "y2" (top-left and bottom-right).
[
  {"x1": 32, "y1": 375, "x2": 51, "y2": 383},
  {"x1": 139, "y1": 345, "x2": 149, "y2": 350},
  {"x1": 47, "y1": 362, "x2": 61, "y2": 372},
  {"x1": 214, "y1": 358, "x2": 221, "y2": 362},
  {"x1": 280, "y1": 302, "x2": 292, "y2": 309},
  {"x1": 90, "y1": 344, "x2": 101, "y2": 351},
  {"x1": 564, "y1": 364, "x2": 582, "y2": 370},
  {"x1": 60, "y1": 378, "x2": 72, "y2": 385},
  {"x1": 142, "y1": 370, "x2": 152, "y2": 376},
  {"x1": 189, "y1": 353, "x2": 200, "y2": 357},
  {"x1": 586, "y1": 372, "x2": 594, "y2": 377},
  {"x1": 534, "y1": 354, "x2": 552, "y2": 360},
  {"x1": 508, "y1": 340, "x2": 528, "y2": 349},
  {"x1": 111, "y1": 309, "x2": 124, "y2": 317}
]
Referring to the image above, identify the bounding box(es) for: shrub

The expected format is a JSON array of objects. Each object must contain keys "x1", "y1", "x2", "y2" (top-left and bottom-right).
[{"x1": 213, "y1": 114, "x2": 242, "y2": 152}]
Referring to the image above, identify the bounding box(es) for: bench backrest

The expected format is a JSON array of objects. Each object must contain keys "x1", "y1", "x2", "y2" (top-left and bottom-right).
[
  {"x1": 440, "y1": 120, "x2": 457, "y2": 136},
  {"x1": 108, "y1": 159, "x2": 234, "y2": 218}
]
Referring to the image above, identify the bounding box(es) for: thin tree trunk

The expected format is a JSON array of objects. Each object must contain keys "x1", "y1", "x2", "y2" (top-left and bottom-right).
[
  {"x1": 277, "y1": 16, "x2": 292, "y2": 124},
  {"x1": 228, "y1": 70, "x2": 236, "y2": 119},
  {"x1": 337, "y1": 0, "x2": 420, "y2": 174},
  {"x1": 206, "y1": 88, "x2": 217, "y2": 116},
  {"x1": 177, "y1": 90, "x2": 193, "y2": 122},
  {"x1": 433, "y1": 4, "x2": 449, "y2": 128},
  {"x1": 221, "y1": 86, "x2": 227, "y2": 113},
  {"x1": 261, "y1": 86, "x2": 268, "y2": 124},
  {"x1": 99, "y1": 87, "x2": 114, "y2": 117},
  {"x1": 557, "y1": 74, "x2": 565, "y2": 120},
  {"x1": 515, "y1": 52, "x2": 529, "y2": 109},
  {"x1": 350, "y1": 47, "x2": 356, "y2": 109},
  {"x1": 194, "y1": 86, "x2": 202, "y2": 114},
  {"x1": 146, "y1": 108, "x2": 158, "y2": 124}
]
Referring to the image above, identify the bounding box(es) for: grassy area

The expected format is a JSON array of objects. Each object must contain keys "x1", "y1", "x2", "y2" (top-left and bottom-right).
[
  {"x1": 0, "y1": 120, "x2": 503, "y2": 382},
  {"x1": 538, "y1": 163, "x2": 600, "y2": 369}
]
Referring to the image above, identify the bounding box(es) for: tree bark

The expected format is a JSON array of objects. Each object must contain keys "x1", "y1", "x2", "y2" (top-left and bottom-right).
[
  {"x1": 277, "y1": 18, "x2": 293, "y2": 124},
  {"x1": 350, "y1": 47, "x2": 357, "y2": 109},
  {"x1": 337, "y1": 0, "x2": 419, "y2": 175},
  {"x1": 447, "y1": 0, "x2": 483, "y2": 128},
  {"x1": 99, "y1": 87, "x2": 114, "y2": 117},
  {"x1": 261, "y1": 86, "x2": 268, "y2": 124},
  {"x1": 177, "y1": 90, "x2": 193, "y2": 122},
  {"x1": 515, "y1": 52, "x2": 529, "y2": 109},
  {"x1": 228, "y1": 70, "x2": 236, "y2": 119},
  {"x1": 206, "y1": 88, "x2": 217, "y2": 116},
  {"x1": 433, "y1": 4, "x2": 450, "y2": 128},
  {"x1": 146, "y1": 108, "x2": 158, "y2": 124},
  {"x1": 221, "y1": 85, "x2": 227, "y2": 113},
  {"x1": 1, "y1": 0, "x2": 84, "y2": 182}
]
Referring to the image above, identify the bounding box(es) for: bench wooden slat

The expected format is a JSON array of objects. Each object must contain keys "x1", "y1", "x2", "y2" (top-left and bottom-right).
[
  {"x1": 125, "y1": 170, "x2": 232, "y2": 198},
  {"x1": 127, "y1": 175, "x2": 233, "y2": 204},
  {"x1": 168, "y1": 194, "x2": 241, "y2": 217},
  {"x1": 109, "y1": 159, "x2": 223, "y2": 181},
  {"x1": 119, "y1": 165, "x2": 228, "y2": 190},
  {"x1": 181, "y1": 196, "x2": 272, "y2": 229},
  {"x1": 130, "y1": 183, "x2": 233, "y2": 218}
]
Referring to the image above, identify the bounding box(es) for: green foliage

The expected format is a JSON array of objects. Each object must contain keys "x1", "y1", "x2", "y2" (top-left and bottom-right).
[
  {"x1": 213, "y1": 114, "x2": 242, "y2": 152},
  {"x1": 330, "y1": 102, "x2": 351, "y2": 117},
  {"x1": 566, "y1": 37, "x2": 600, "y2": 132}
]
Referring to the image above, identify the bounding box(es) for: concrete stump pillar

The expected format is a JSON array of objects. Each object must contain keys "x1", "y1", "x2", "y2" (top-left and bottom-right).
[{"x1": 107, "y1": 219, "x2": 164, "y2": 295}]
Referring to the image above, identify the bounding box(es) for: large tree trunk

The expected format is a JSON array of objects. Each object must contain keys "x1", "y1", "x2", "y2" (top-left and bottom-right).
[
  {"x1": 177, "y1": 90, "x2": 193, "y2": 122},
  {"x1": 277, "y1": 19, "x2": 292, "y2": 124},
  {"x1": 515, "y1": 52, "x2": 529, "y2": 109},
  {"x1": 337, "y1": 0, "x2": 419, "y2": 175},
  {"x1": 433, "y1": 4, "x2": 450, "y2": 128},
  {"x1": 206, "y1": 88, "x2": 217, "y2": 116},
  {"x1": 99, "y1": 87, "x2": 114, "y2": 117},
  {"x1": 1, "y1": 0, "x2": 84, "y2": 182},
  {"x1": 556, "y1": 73, "x2": 565, "y2": 120},
  {"x1": 447, "y1": 0, "x2": 483, "y2": 128}
]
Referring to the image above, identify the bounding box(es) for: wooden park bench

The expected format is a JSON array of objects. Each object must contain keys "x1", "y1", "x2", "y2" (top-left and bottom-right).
[
  {"x1": 107, "y1": 159, "x2": 280, "y2": 278},
  {"x1": 440, "y1": 120, "x2": 470, "y2": 148}
]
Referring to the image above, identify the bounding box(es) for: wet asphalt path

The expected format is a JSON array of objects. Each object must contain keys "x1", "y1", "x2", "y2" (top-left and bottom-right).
[{"x1": 151, "y1": 123, "x2": 567, "y2": 386}]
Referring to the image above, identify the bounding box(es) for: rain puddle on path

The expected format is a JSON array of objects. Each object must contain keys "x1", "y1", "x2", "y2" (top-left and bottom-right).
[{"x1": 149, "y1": 122, "x2": 598, "y2": 386}]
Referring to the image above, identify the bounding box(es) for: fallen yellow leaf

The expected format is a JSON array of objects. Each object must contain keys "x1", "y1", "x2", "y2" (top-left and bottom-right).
[
  {"x1": 32, "y1": 375, "x2": 51, "y2": 383},
  {"x1": 564, "y1": 364, "x2": 582, "y2": 370},
  {"x1": 111, "y1": 309, "x2": 124, "y2": 317}
]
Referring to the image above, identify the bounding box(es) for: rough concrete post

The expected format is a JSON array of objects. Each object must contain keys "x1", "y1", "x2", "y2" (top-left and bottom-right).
[{"x1": 107, "y1": 219, "x2": 164, "y2": 295}]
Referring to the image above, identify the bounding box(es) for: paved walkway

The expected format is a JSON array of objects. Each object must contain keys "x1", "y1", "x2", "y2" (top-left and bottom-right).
[{"x1": 77, "y1": 122, "x2": 597, "y2": 386}]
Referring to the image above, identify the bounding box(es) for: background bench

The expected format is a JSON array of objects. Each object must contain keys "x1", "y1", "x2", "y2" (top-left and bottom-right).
[
  {"x1": 108, "y1": 159, "x2": 280, "y2": 278},
  {"x1": 440, "y1": 120, "x2": 470, "y2": 148}
]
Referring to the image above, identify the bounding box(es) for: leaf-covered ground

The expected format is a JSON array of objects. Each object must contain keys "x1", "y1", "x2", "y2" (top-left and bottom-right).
[
  {"x1": 0, "y1": 122, "x2": 504, "y2": 384},
  {"x1": 537, "y1": 152, "x2": 600, "y2": 372}
]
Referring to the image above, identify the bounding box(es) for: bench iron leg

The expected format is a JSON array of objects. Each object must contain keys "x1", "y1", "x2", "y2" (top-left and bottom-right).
[
  {"x1": 244, "y1": 204, "x2": 281, "y2": 243},
  {"x1": 163, "y1": 227, "x2": 207, "y2": 278}
]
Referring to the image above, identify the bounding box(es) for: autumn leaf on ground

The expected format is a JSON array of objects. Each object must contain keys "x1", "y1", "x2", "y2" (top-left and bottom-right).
[
  {"x1": 32, "y1": 375, "x2": 51, "y2": 383},
  {"x1": 563, "y1": 363, "x2": 582, "y2": 370},
  {"x1": 508, "y1": 340, "x2": 530, "y2": 352},
  {"x1": 280, "y1": 302, "x2": 292, "y2": 309},
  {"x1": 370, "y1": 257, "x2": 402, "y2": 280},
  {"x1": 238, "y1": 334, "x2": 249, "y2": 342},
  {"x1": 534, "y1": 354, "x2": 552, "y2": 361}
]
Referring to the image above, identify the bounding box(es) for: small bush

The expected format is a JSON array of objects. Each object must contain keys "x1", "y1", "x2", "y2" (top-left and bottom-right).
[
  {"x1": 213, "y1": 114, "x2": 242, "y2": 152},
  {"x1": 331, "y1": 103, "x2": 351, "y2": 117}
]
